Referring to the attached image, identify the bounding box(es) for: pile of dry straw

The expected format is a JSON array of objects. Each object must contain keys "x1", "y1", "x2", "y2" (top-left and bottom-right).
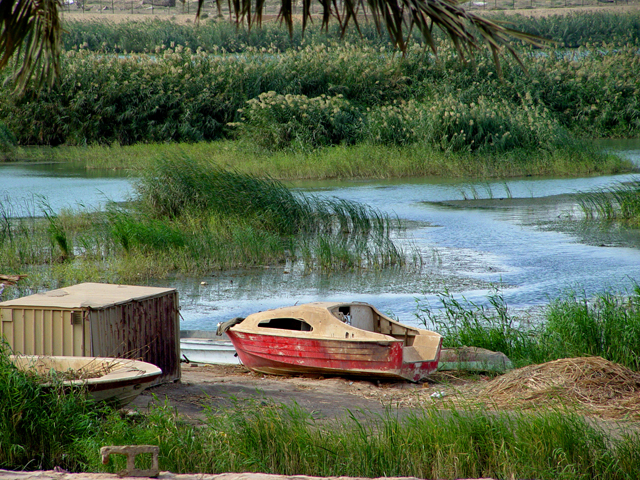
[{"x1": 475, "y1": 356, "x2": 640, "y2": 419}]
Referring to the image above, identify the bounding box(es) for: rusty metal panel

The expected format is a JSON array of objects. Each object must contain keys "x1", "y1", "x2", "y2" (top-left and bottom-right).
[{"x1": 89, "y1": 290, "x2": 180, "y2": 384}]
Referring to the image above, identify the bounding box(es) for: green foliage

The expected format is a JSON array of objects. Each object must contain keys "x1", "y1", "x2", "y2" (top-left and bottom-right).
[
  {"x1": 417, "y1": 286, "x2": 640, "y2": 371},
  {"x1": 0, "y1": 157, "x2": 408, "y2": 282},
  {"x1": 0, "y1": 342, "x2": 104, "y2": 471},
  {"x1": 234, "y1": 92, "x2": 363, "y2": 151},
  {"x1": 496, "y1": 10, "x2": 640, "y2": 48},
  {"x1": 578, "y1": 180, "x2": 640, "y2": 225},
  {"x1": 544, "y1": 288, "x2": 640, "y2": 371},
  {"x1": 61, "y1": 18, "x2": 396, "y2": 54},
  {"x1": 416, "y1": 288, "x2": 543, "y2": 367},
  {"x1": 74, "y1": 399, "x2": 639, "y2": 479},
  {"x1": 2, "y1": 14, "x2": 640, "y2": 148},
  {"x1": 365, "y1": 93, "x2": 573, "y2": 152},
  {"x1": 0, "y1": 122, "x2": 16, "y2": 155}
]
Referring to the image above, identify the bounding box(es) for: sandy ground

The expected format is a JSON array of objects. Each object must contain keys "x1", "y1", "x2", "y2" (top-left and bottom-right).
[{"x1": 128, "y1": 363, "x2": 488, "y2": 422}]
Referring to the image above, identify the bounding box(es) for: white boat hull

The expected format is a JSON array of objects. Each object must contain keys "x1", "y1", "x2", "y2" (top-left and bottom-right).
[
  {"x1": 10, "y1": 355, "x2": 162, "y2": 407},
  {"x1": 180, "y1": 338, "x2": 240, "y2": 365}
]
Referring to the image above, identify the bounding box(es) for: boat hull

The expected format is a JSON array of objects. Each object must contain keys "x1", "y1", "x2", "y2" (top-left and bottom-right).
[
  {"x1": 227, "y1": 331, "x2": 439, "y2": 382},
  {"x1": 10, "y1": 355, "x2": 162, "y2": 407}
]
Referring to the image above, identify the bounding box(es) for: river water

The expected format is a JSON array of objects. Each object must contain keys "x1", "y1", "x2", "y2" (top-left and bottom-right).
[{"x1": 1, "y1": 141, "x2": 639, "y2": 330}]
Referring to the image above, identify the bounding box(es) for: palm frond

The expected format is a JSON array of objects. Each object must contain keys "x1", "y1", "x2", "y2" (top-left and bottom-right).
[
  {"x1": 0, "y1": 0, "x2": 62, "y2": 93},
  {"x1": 209, "y1": 0, "x2": 548, "y2": 66}
]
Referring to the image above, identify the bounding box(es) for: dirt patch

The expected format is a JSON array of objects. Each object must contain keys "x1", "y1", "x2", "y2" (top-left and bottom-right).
[
  {"x1": 130, "y1": 360, "x2": 640, "y2": 428},
  {"x1": 129, "y1": 363, "x2": 490, "y2": 421}
]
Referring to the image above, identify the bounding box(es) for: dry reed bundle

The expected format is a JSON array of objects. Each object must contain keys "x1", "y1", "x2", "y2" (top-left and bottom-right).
[{"x1": 476, "y1": 356, "x2": 640, "y2": 419}]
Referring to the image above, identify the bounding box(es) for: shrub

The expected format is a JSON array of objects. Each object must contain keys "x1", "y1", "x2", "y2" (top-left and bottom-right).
[{"x1": 232, "y1": 92, "x2": 364, "y2": 151}]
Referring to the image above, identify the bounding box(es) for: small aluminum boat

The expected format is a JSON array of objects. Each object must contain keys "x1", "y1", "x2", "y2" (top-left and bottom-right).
[
  {"x1": 218, "y1": 302, "x2": 442, "y2": 382},
  {"x1": 10, "y1": 355, "x2": 162, "y2": 407},
  {"x1": 180, "y1": 330, "x2": 240, "y2": 365}
]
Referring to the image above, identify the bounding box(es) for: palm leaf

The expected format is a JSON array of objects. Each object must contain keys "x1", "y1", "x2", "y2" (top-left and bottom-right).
[
  {"x1": 0, "y1": 0, "x2": 546, "y2": 94},
  {"x1": 0, "y1": 0, "x2": 63, "y2": 93},
  {"x1": 209, "y1": 0, "x2": 548, "y2": 64}
]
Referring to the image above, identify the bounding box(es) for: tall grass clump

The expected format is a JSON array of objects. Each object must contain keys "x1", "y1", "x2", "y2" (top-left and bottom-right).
[
  {"x1": 76, "y1": 400, "x2": 640, "y2": 479},
  {"x1": 578, "y1": 180, "x2": 640, "y2": 225},
  {"x1": 365, "y1": 93, "x2": 572, "y2": 153},
  {"x1": 0, "y1": 342, "x2": 104, "y2": 471},
  {"x1": 417, "y1": 286, "x2": 640, "y2": 371},
  {"x1": 24, "y1": 155, "x2": 405, "y2": 276},
  {"x1": 543, "y1": 288, "x2": 640, "y2": 371},
  {"x1": 135, "y1": 155, "x2": 395, "y2": 240},
  {"x1": 415, "y1": 288, "x2": 543, "y2": 367},
  {"x1": 232, "y1": 92, "x2": 363, "y2": 151}
]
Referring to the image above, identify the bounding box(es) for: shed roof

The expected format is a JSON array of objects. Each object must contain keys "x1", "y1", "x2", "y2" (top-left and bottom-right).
[{"x1": 0, "y1": 283, "x2": 176, "y2": 309}]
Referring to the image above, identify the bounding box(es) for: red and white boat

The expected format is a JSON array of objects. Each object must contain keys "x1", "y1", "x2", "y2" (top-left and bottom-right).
[{"x1": 218, "y1": 302, "x2": 442, "y2": 382}]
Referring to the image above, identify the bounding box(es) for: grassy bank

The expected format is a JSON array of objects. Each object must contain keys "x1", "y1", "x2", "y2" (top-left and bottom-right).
[
  {"x1": 417, "y1": 286, "x2": 640, "y2": 371},
  {"x1": 76, "y1": 401, "x2": 639, "y2": 480},
  {"x1": 8, "y1": 140, "x2": 632, "y2": 179},
  {"x1": 2, "y1": 362, "x2": 639, "y2": 479}
]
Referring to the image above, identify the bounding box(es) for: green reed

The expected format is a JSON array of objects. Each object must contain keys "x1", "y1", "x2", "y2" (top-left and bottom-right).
[
  {"x1": 578, "y1": 181, "x2": 640, "y2": 225},
  {"x1": 75, "y1": 399, "x2": 639, "y2": 479},
  {"x1": 544, "y1": 288, "x2": 640, "y2": 371},
  {"x1": 416, "y1": 287, "x2": 544, "y2": 367},
  {"x1": 0, "y1": 342, "x2": 105, "y2": 471},
  {"x1": 491, "y1": 10, "x2": 640, "y2": 48},
  {"x1": 0, "y1": 157, "x2": 407, "y2": 287},
  {"x1": 135, "y1": 155, "x2": 394, "y2": 240},
  {"x1": 417, "y1": 286, "x2": 640, "y2": 371}
]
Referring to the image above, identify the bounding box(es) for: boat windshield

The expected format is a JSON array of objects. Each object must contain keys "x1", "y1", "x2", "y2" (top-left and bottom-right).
[{"x1": 258, "y1": 318, "x2": 313, "y2": 331}]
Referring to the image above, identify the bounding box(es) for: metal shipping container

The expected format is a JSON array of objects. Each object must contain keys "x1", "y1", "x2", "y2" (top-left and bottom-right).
[{"x1": 0, "y1": 282, "x2": 180, "y2": 383}]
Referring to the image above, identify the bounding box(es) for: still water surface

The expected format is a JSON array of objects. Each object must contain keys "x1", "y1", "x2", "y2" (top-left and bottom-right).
[{"x1": 1, "y1": 142, "x2": 639, "y2": 330}]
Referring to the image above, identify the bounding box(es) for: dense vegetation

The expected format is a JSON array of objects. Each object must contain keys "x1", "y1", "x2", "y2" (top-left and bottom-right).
[
  {"x1": 0, "y1": 342, "x2": 104, "y2": 471},
  {"x1": 417, "y1": 286, "x2": 640, "y2": 370},
  {"x1": 1, "y1": 12, "x2": 639, "y2": 154}
]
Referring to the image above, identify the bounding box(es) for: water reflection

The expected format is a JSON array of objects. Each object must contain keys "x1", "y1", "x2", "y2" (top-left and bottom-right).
[{"x1": 0, "y1": 163, "x2": 132, "y2": 216}]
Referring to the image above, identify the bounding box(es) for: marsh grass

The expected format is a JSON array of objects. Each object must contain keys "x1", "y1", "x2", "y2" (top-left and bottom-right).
[
  {"x1": 136, "y1": 155, "x2": 395, "y2": 241},
  {"x1": 544, "y1": 288, "x2": 640, "y2": 371},
  {"x1": 578, "y1": 180, "x2": 640, "y2": 225},
  {"x1": 416, "y1": 288, "x2": 543, "y2": 366},
  {"x1": 417, "y1": 286, "x2": 640, "y2": 371},
  {"x1": 0, "y1": 342, "x2": 104, "y2": 471},
  {"x1": 0, "y1": 156, "x2": 409, "y2": 285},
  {"x1": 76, "y1": 398, "x2": 640, "y2": 479}
]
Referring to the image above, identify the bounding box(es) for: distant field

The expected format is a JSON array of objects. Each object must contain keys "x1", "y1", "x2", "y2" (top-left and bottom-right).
[{"x1": 60, "y1": 0, "x2": 640, "y2": 23}]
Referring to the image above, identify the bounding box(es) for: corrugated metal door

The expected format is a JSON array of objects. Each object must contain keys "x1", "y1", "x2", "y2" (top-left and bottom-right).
[{"x1": 89, "y1": 292, "x2": 180, "y2": 383}]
